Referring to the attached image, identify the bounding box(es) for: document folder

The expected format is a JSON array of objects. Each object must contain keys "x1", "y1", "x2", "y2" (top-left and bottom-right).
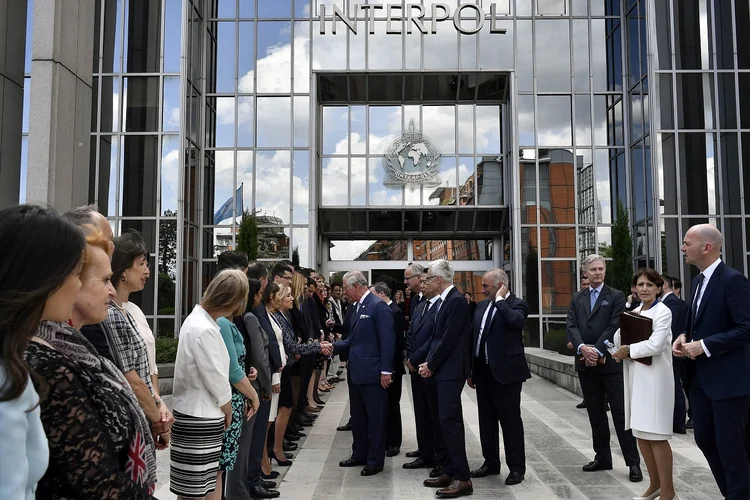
[{"x1": 619, "y1": 311, "x2": 653, "y2": 366}]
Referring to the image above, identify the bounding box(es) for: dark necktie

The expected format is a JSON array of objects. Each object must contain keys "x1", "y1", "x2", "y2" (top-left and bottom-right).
[{"x1": 690, "y1": 273, "x2": 705, "y2": 337}]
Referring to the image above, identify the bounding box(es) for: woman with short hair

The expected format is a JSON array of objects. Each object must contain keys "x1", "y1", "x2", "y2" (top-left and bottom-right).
[
  {"x1": 170, "y1": 269, "x2": 250, "y2": 500},
  {"x1": 26, "y1": 225, "x2": 159, "y2": 498}
]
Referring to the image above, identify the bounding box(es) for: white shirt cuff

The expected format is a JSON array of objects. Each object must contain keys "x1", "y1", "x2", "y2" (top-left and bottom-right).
[
  {"x1": 272, "y1": 372, "x2": 281, "y2": 385},
  {"x1": 700, "y1": 339, "x2": 711, "y2": 357},
  {"x1": 577, "y1": 343, "x2": 585, "y2": 355},
  {"x1": 380, "y1": 371, "x2": 392, "y2": 375}
]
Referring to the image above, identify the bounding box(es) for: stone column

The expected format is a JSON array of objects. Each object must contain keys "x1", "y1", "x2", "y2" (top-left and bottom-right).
[
  {"x1": 0, "y1": 0, "x2": 27, "y2": 208},
  {"x1": 26, "y1": 0, "x2": 95, "y2": 212}
]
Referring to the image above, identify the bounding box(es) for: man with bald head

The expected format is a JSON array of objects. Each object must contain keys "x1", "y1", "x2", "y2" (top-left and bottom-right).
[{"x1": 673, "y1": 224, "x2": 750, "y2": 499}]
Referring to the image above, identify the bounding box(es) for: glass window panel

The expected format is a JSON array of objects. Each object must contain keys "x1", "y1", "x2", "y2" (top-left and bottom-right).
[
  {"x1": 19, "y1": 137, "x2": 28, "y2": 203},
  {"x1": 517, "y1": 0, "x2": 533, "y2": 16},
  {"x1": 676, "y1": 73, "x2": 714, "y2": 129},
  {"x1": 572, "y1": 0, "x2": 588, "y2": 16},
  {"x1": 257, "y1": 22, "x2": 292, "y2": 93},
  {"x1": 161, "y1": 135, "x2": 180, "y2": 214},
  {"x1": 294, "y1": 96, "x2": 309, "y2": 147},
  {"x1": 292, "y1": 227, "x2": 309, "y2": 267},
  {"x1": 479, "y1": 20, "x2": 514, "y2": 69},
  {"x1": 351, "y1": 157, "x2": 367, "y2": 205},
  {"x1": 22, "y1": 78, "x2": 30, "y2": 133},
  {"x1": 405, "y1": 186, "x2": 421, "y2": 206},
  {"x1": 593, "y1": 95, "x2": 607, "y2": 145},
  {"x1": 645, "y1": 138, "x2": 653, "y2": 217},
  {"x1": 521, "y1": 228, "x2": 540, "y2": 314},
  {"x1": 405, "y1": 28, "x2": 421, "y2": 70},
  {"x1": 627, "y1": 7, "x2": 640, "y2": 86},
  {"x1": 458, "y1": 157, "x2": 475, "y2": 206},
  {"x1": 238, "y1": 22, "x2": 255, "y2": 93},
  {"x1": 412, "y1": 240, "x2": 489, "y2": 261},
  {"x1": 678, "y1": 133, "x2": 719, "y2": 215},
  {"x1": 537, "y1": 96, "x2": 572, "y2": 147},
  {"x1": 216, "y1": 0, "x2": 235, "y2": 18},
  {"x1": 477, "y1": 157, "x2": 503, "y2": 206},
  {"x1": 162, "y1": 76, "x2": 180, "y2": 132},
  {"x1": 257, "y1": 97, "x2": 291, "y2": 147},
  {"x1": 328, "y1": 240, "x2": 376, "y2": 261},
  {"x1": 294, "y1": 28, "x2": 310, "y2": 92},
  {"x1": 538, "y1": 0, "x2": 566, "y2": 15},
  {"x1": 613, "y1": 99, "x2": 624, "y2": 146},
  {"x1": 294, "y1": 0, "x2": 310, "y2": 18},
  {"x1": 369, "y1": 106, "x2": 400, "y2": 153},
  {"x1": 259, "y1": 0, "x2": 291, "y2": 18},
  {"x1": 540, "y1": 150, "x2": 576, "y2": 224},
  {"x1": 158, "y1": 219, "x2": 177, "y2": 311},
  {"x1": 350, "y1": 106, "x2": 366, "y2": 154},
  {"x1": 423, "y1": 106, "x2": 455, "y2": 155},
  {"x1": 293, "y1": 151, "x2": 310, "y2": 223},
  {"x1": 673, "y1": 0, "x2": 713, "y2": 70},
  {"x1": 536, "y1": 20, "x2": 571, "y2": 92},
  {"x1": 740, "y1": 74, "x2": 750, "y2": 128},
  {"x1": 215, "y1": 22, "x2": 236, "y2": 93},
  {"x1": 214, "y1": 97, "x2": 236, "y2": 147},
  {"x1": 457, "y1": 106, "x2": 474, "y2": 154},
  {"x1": 630, "y1": 90, "x2": 643, "y2": 140},
  {"x1": 631, "y1": 141, "x2": 645, "y2": 221},
  {"x1": 212, "y1": 150, "x2": 235, "y2": 224},
  {"x1": 121, "y1": 135, "x2": 159, "y2": 217},
  {"x1": 589, "y1": 149, "x2": 612, "y2": 224},
  {"x1": 369, "y1": 21, "x2": 402, "y2": 70},
  {"x1": 99, "y1": 136, "x2": 118, "y2": 216},
  {"x1": 518, "y1": 95, "x2": 534, "y2": 147},
  {"x1": 591, "y1": 20, "x2": 607, "y2": 91},
  {"x1": 427, "y1": 156, "x2": 457, "y2": 206},
  {"x1": 738, "y1": 0, "x2": 750, "y2": 69},
  {"x1": 369, "y1": 157, "x2": 403, "y2": 206},
  {"x1": 744, "y1": 134, "x2": 750, "y2": 213},
  {"x1": 541, "y1": 260, "x2": 577, "y2": 314},
  {"x1": 573, "y1": 20, "x2": 590, "y2": 92},
  {"x1": 476, "y1": 106, "x2": 501, "y2": 154},
  {"x1": 717, "y1": 73, "x2": 737, "y2": 130},
  {"x1": 236, "y1": 150, "x2": 254, "y2": 219},
  {"x1": 424, "y1": 30, "x2": 457, "y2": 70},
  {"x1": 321, "y1": 157, "x2": 347, "y2": 206},
  {"x1": 257, "y1": 226, "x2": 290, "y2": 259},
  {"x1": 312, "y1": 26, "x2": 347, "y2": 71},
  {"x1": 122, "y1": 77, "x2": 159, "y2": 132},
  {"x1": 237, "y1": 96, "x2": 254, "y2": 147},
  {"x1": 657, "y1": 73, "x2": 674, "y2": 129},
  {"x1": 517, "y1": 20, "x2": 532, "y2": 91},
  {"x1": 123, "y1": 0, "x2": 160, "y2": 72},
  {"x1": 256, "y1": 150, "x2": 291, "y2": 223},
  {"x1": 323, "y1": 106, "x2": 348, "y2": 155},
  {"x1": 575, "y1": 95, "x2": 592, "y2": 146},
  {"x1": 164, "y1": 0, "x2": 182, "y2": 72}
]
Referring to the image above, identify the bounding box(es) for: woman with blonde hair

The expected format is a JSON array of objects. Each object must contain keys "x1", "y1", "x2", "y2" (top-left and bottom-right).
[{"x1": 170, "y1": 269, "x2": 249, "y2": 500}]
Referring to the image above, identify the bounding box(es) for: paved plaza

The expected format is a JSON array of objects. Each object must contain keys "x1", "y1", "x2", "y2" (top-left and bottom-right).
[{"x1": 155, "y1": 375, "x2": 720, "y2": 500}]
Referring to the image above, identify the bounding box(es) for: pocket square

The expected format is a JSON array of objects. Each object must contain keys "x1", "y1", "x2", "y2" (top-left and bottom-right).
[
  {"x1": 360, "y1": 314, "x2": 370, "y2": 319},
  {"x1": 601, "y1": 300, "x2": 609, "y2": 306}
]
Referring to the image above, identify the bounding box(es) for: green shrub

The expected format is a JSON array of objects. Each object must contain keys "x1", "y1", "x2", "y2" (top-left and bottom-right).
[
  {"x1": 544, "y1": 328, "x2": 574, "y2": 356},
  {"x1": 155, "y1": 337, "x2": 179, "y2": 364}
]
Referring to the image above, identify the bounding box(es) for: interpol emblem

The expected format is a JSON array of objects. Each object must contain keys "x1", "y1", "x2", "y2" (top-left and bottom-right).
[{"x1": 382, "y1": 119, "x2": 441, "y2": 191}]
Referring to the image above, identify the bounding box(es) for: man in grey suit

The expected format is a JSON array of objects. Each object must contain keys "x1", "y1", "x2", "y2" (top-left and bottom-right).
[{"x1": 565, "y1": 254, "x2": 642, "y2": 482}]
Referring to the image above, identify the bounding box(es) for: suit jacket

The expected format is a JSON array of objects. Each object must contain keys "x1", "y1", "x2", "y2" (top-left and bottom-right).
[
  {"x1": 389, "y1": 302, "x2": 406, "y2": 376},
  {"x1": 426, "y1": 287, "x2": 471, "y2": 382},
  {"x1": 252, "y1": 305, "x2": 283, "y2": 373},
  {"x1": 409, "y1": 293, "x2": 425, "y2": 321},
  {"x1": 662, "y1": 293, "x2": 688, "y2": 342},
  {"x1": 333, "y1": 292, "x2": 395, "y2": 385},
  {"x1": 238, "y1": 312, "x2": 273, "y2": 396},
  {"x1": 339, "y1": 304, "x2": 356, "y2": 363},
  {"x1": 685, "y1": 261, "x2": 750, "y2": 400},
  {"x1": 406, "y1": 299, "x2": 437, "y2": 363},
  {"x1": 565, "y1": 285, "x2": 626, "y2": 373},
  {"x1": 469, "y1": 295, "x2": 531, "y2": 385}
]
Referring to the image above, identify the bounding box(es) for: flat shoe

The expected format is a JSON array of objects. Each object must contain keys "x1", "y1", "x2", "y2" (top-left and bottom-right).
[{"x1": 632, "y1": 489, "x2": 660, "y2": 500}]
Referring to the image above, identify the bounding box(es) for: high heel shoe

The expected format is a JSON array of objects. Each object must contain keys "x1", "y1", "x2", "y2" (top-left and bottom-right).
[
  {"x1": 632, "y1": 489, "x2": 660, "y2": 500},
  {"x1": 262, "y1": 471, "x2": 280, "y2": 480},
  {"x1": 270, "y1": 450, "x2": 293, "y2": 466}
]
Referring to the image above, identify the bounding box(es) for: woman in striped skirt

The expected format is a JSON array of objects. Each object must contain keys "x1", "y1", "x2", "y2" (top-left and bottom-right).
[{"x1": 170, "y1": 269, "x2": 249, "y2": 499}]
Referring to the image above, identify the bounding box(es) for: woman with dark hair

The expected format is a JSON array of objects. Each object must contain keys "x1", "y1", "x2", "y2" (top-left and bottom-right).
[
  {"x1": 612, "y1": 268, "x2": 676, "y2": 500},
  {"x1": 0, "y1": 205, "x2": 81, "y2": 499},
  {"x1": 26, "y1": 229, "x2": 158, "y2": 498},
  {"x1": 103, "y1": 230, "x2": 173, "y2": 447}
]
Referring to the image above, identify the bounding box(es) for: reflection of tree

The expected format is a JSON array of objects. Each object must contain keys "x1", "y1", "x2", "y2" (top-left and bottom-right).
[
  {"x1": 598, "y1": 243, "x2": 613, "y2": 258},
  {"x1": 607, "y1": 199, "x2": 633, "y2": 294},
  {"x1": 525, "y1": 243, "x2": 539, "y2": 314},
  {"x1": 159, "y1": 210, "x2": 177, "y2": 315},
  {"x1": 292, "y1": 247, "x2": 300, "y2": 268},
  {"x1": 237, "y1": 210, "x2": 259, "y2": 260}
]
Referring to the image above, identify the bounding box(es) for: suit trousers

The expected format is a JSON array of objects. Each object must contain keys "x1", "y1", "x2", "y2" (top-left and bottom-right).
[
  {"x1": 424, "y1": 379, "x2": 448, "y2": 465},
  {"x1": 327, "y1": 355, "x2": 341, "y2": 378},
  {"x1": 578, "y1": 369, "x2": 640, "y2": 466},
  {"x1": 386, "y1": 373, "x2": 403, "y2": 449},
  {"x1": 691, "y1": 385, "x2": 750, "y2": 500},
  {"x1": 474, "y1": 360, "x2": 526, "y2": 473},
  {"x1": 435, "y1": 379, "x2": 471, "y2": 481},
  {"x1": 224, "y1": 398, "x2": 263, "y2": 499},
  {"x1": 350, "y1": 382, "x2": 388, "y2": 467},
  {"x1": 673, "y1": 357, "x2": 688, "y2": 426},
  {"x1": 410, "y1": 372, "x2": 435, "y2": 462}
]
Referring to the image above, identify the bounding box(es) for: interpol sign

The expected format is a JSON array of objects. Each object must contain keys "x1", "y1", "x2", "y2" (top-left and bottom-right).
[{"x1": 318, "y1": 3, "x2": 508, "y2": 35}]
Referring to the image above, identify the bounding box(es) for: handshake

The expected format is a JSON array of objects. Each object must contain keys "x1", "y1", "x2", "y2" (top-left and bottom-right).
[{"x1": 319, "y1": 341, "x2": 333, "y2": 356}]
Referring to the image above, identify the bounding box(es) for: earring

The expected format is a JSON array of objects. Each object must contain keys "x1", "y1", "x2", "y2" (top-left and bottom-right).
[{"x1": 121, "y1": 276, "x2": 127, "y2": 282}]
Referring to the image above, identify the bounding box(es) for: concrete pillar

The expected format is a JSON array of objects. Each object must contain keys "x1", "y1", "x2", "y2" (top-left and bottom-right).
[
  {"x1": 0, "y1": 0, "x2": 27, "y2": 208},
  {"x1": 26, "y1": 0, "x2": 95, "y2": 212}
]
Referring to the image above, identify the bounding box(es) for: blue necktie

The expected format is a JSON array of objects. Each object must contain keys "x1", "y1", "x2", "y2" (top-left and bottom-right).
[{"x1": 590, "y1": 289, "x2": 598, "y2": 312}]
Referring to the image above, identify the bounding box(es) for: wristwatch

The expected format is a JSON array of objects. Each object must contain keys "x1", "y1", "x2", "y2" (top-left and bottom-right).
[
  {"x1": 154, "y1": 397, "x2": 163, "y2": 406},
  {"x1": 625, "y1": 345, "x2": 631, "y2": 358}
]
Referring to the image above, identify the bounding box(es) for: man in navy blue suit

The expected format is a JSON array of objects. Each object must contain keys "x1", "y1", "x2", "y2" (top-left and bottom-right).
[
  {"x1": 660, "y1": 275, "x2": 690, "y2": 434},
  {"x1": 673, "y1": 224, "x2": 750, "y2": 500},
  {"x1": 402, "y1": 263, "x2": 426, "y2": 458},
  {"x1": 333, "y1": 271, "x2": 395, "y2": 477},
  {"x1": 467, "y1": 269, "x2": 530, "y2": 486},
  {"x1": 419, "y1": 259, "x2": 473, "y2": 498}
]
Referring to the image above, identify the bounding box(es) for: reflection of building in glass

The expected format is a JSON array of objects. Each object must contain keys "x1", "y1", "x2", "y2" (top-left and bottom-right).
[{"x1": 4, "y1": 0, "x2": 749, "y2": 345}]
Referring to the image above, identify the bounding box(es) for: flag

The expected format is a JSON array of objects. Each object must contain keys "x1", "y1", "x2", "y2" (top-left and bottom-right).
[{"x1": 213, "y1": 184, "x2": 243, "y2": 225}]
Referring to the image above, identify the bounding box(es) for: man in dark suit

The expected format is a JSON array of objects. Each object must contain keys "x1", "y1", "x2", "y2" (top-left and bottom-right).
[
  {"x1": 660, "y1": 275, "x2": 690, "y2": 434},
  {"x1": 673, "y1": 224, "x2": 750, "y2": 500},
  {"x1": 467, "y1": 269, "x2": 530, "y2": 486},
  {"x1": 402, "y1": 263, "x2": 425, "y2": 458},
  {"x1": 419, "y1": 259, "x2": 473, "y2": 498},
  {"x1": 333, "y1": 271, "x2": 395, "y2": 477},
  {"x1": 370, "y1": 282, "x2": 406, "y2": 457},
  {"x1": 464, "y1": 292, "x2": 477, "y2": 317},
  {"x1": 565, "y1": 254, "x2": 642, "y2": 481},
  {"x1": 405, "y1": 269, "x2": 446, "y2": 476}
]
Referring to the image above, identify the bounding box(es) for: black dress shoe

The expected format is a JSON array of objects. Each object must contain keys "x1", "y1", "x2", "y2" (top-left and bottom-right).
[
  {"x1": 673, "y1": 424, "x2": 687, "y2": 434},
  {"x1": 386, "y1": 447, "x2": 400, "y2": 457},
  {"x1": 261, "y1": 471, "x2": 280, "y2": 480},
  {"x1": 284, "y1": 452, "x2": 293, "y2": 459},
  {"x1": 361, "y1": 465, "x2": 383, "y2": 476},
  {"x1": 582, "y1": 460, "x2": 613, "y2": 472},
  {"x1": 283, "y1": 441, "x2": 298, "y2": 451},
  {"x1": 429, "y1": 465, "x2": 444, "y2": 478},
  {"x1": 337, "y1": 423, "x2": 352, "y2": 431},
  {"x1": 249, "y1": 485, "x2": 281, "y2": 498},
  {"x1": 339, "y1": 458, "x2": 367, "y2": 467},
  {"x1": 424, "y1": 473, "x2": 453, "y2": 488},
  {"x1": 403, "y1": 457, "x2": 434, "y2": 469},
  {"x1": 470, "y1": 464, "x2": 500, "y2": 478},
  {"x1": 629, "y1": 465, "x2": 643, "y2": 482},
  {"x1": 576, "y1": 400, "x2": 587, "y2": 409},
  {"x1": 285, "y1": 433, "x2": 301, "y2": 442},
  {"x1": 261, "y1": 479, "x2": 277, "y2": 489},
  {"x1": 505, "y1": 471, "x2": 524, "y2": 485},
  {"x1": 405, "y1": 450, "x2": 420, "y2": 458},
  {"x1": 685, "y1": 417, "x2": 694, "y2": 429}
]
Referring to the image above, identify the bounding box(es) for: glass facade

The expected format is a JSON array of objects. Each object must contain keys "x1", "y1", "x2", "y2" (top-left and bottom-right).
[{"x1": 13, "y1": 0, "x2": 750, "y2": 343}]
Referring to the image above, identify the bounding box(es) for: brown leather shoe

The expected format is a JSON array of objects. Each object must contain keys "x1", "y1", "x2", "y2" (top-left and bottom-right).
[
  {"x1": 436, "y1": 480, "x2": 473, "y2": 498},
  {"x1": 305, "y1": 405, "x2": 321, "y2": 413},
  {"x1": 423, "y1": 474, "x2": 453, "y2": 488}
]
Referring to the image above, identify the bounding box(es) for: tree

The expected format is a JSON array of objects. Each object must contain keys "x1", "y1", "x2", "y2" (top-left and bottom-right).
[
  {"x1": 292, "y1": 246, "x2": 300, "y2": 268},
  {"x1": 608, "y1": 199, "x2": 634, "y2": 294},
  {"x1": 236, "y1": 210, "x2": 259, "y2": 260}
]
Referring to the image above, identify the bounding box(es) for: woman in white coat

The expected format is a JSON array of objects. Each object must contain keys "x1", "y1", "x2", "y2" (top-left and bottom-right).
[{"x1": 613, "y1": 268, "x2": 676, "y2": 500}]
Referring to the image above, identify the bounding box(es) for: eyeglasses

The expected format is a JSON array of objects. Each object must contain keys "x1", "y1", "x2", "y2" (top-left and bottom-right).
[{"x1": 404, "y1": 274, "x2": 418, "y2": 281}]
